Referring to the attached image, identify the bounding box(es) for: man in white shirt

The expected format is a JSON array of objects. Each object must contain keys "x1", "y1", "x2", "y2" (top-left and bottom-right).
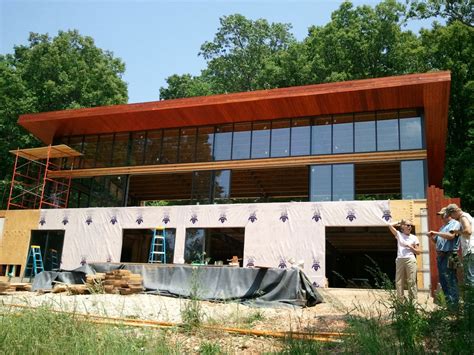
[
  {"x1": 388, "y1": 219, "x2": 421, "y2": 299},
  {"x1": 445, "y1": 203, "x2": 474, "y2": 287}
]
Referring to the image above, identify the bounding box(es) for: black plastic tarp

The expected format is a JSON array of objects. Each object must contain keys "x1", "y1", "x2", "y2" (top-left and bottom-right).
[{"x1": 32, "y1": 263, "x2": 323, "y2": 307}]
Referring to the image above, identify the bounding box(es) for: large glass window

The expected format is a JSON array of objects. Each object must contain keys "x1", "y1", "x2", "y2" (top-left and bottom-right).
[
  {"x1": 377, "y1": 111, "x2": 399, "y2": 151},
  {"x1": 95, "y1": 134, "x2": 114, "y2": 168},
  {"x1": 66, "y1": 136, "x2": 84, "y2": 169},
  {"x1": 144, "y1": 130, "x2": 162, "y2": 165},
  {"x1": 291, "y1": 118, "x2": 310, "y2": 156},
  {"x1": 310, "y1": 164, "x2": 354, "y2": 201},
  {"x1": 191, "y1": 171, "x2": 212, "y2": 204},
  {"x1": 232, "y1": 123, "x2": 251, "y2": 160},
  {"x1": 213, "y1": 170, "x2": 231, "y2": 201},
  {"x1": 310, "y1": 165, "x2": 331, "y2": 201},
  {"x1": 161, "y1": 129, "x2": 179, "y2": 164},
  {"x1": 130, "y1": 131, "x2": 146, "y2": 166},
  {"x1": 333, "y1": 114, "x2": 353, "y2": 153},
  {"x1": 355, "y1": 112, "x2": 376, "y2": 152},
  {"x1": 399, "y1": 109, "x2": 423, "y2": 150},
  {"x1": 81, "y1": 135, "x2": 98, "y2": 168},
  {"x1": 112, "y1": 133, "x2": 130, "y2": 167},
  {"x1": 312, "y1": 116, "x2": 332, "y2": 155},
  {"x1": 401, "y1": 160, "x2": 426, "y2": 199},
  {"x1": 178, "y1": 128, "x2": 197, "y2": 163},
  {"x1": 196, "y1": 126, "x2": 214, "y2": 162},
  {"x1": 214, "y1": 124, "x2": 233, "y2": 161},
  {"x1": 271, "y1": 119, "x2": 290, "y2": 157},
  {"x1": 333, "y1": 164, "x2": 354, "y2": 201},
  {"x1": 251, "y1": 122, "x2": 270, "y2": 158}
]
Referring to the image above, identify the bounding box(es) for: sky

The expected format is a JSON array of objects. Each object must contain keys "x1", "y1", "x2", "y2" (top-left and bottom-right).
[{"x1": 1, "y1": 0, "x2": 434, "y2": 104}]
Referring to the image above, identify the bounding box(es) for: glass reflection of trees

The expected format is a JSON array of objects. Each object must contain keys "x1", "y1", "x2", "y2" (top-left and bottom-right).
[{"x1": 59, "y1": 109, "x2": 423, "y2": 169}]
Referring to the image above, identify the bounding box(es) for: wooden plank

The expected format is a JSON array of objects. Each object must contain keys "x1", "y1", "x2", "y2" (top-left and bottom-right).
[
  {"x1": 49, "y1": 150, "x2": 427, "y2": 179},
  {"x1": 9, "y1": 145, "x2": 82, "y2": 161}
]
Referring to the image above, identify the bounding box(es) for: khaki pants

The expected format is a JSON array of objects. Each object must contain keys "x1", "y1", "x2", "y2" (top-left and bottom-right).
[{"x1": 395, "y1": 258, "x2": 417, "y2": 299}]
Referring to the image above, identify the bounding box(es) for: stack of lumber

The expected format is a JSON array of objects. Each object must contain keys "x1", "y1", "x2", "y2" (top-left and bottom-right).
[
  {"x1": 10, "y1": 283, "x2": 32, "y2": 292},
  {"x1": 0, "y1": 281, "x2": 10, "y2": 294},
  {"x1": 102, "y1": 270, "x2": 144, "y2": 295},
  {"x1": 85, "y1": 273, "x2": 106, "y2": 285}
]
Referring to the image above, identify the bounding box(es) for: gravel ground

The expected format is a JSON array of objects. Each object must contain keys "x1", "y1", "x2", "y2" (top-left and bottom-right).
[{"x1": 0, "y1": 288, "x2": 436, "y2": 353}]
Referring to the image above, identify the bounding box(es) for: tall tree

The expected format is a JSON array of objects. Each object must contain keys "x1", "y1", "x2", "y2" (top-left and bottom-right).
[
  {"x1": 406, "y1": 0, "x2": 473, "y2": 27},
  {"x1": 419, "y1": 21, "x2": 474, "y2": 210},
  {"x1": 305, "y1": 0, "x2": 423, "y2": 82},
  {"x1": 198, "y1": 14, "x2": 296, "y2": 93},
  {"x1": 0, "y1": 30, "x2": 128, "y2": 206}
]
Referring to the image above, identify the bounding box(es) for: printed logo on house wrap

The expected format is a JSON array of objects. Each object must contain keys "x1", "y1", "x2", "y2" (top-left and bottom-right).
[
  {"x1": 62, "y1": 215, "x2": 69, "y2": 226},
  {"x1": 346, "y1": 208, "x2": 357, "y2": 222},
  {"x1": 190, "y1": 214, "x2": 198, "y2": 224},
  {"x1": 39, "y1": 216, "x2": 46, "y2": 226},
  {"x1": 278, "y1": 258, "x2": 287, "y2": 268},
  {"x1": 312, "y1": 204, "x2": 322, "y2": 222},
  {"x1": 135, "y1": 215, "x2": 144, "y2": 225},
  {"x1": 382, "y1": 209, "x2": 392, "y2": 221},
  {"x1": 279, "y1": 210, "x2": 289, "y2": 223},
  {"x1": 248, "y1": 212, "x2": 257, "y2": 223},
  {"x1": 246, "y1": 256, "x2": 256, "y2": 267}
]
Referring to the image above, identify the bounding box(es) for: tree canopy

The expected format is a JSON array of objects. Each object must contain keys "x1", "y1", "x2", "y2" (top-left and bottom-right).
[
  {"x1": 159, "y1": 0, "x2": 473, "y2": 211},
  {"x1": 0, "y1": 30, "x2": 128, "y2": 206}
]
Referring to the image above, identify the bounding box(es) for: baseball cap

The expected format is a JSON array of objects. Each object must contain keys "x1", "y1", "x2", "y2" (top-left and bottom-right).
[
  {"x1": 445, "y1": 203, "x2": 460, "y2": 215},
  {"x1": 436, "y1": 207, "x2": 446, "y2": 215}
]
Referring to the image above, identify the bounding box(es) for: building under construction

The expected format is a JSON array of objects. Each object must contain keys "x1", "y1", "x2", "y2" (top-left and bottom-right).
[{"x1": 0, "y1": 71, "x2": 458, "y2": 293}]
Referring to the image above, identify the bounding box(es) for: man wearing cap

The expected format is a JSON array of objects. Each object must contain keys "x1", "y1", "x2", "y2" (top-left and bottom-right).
[
  {"x1": 427, "y1": 208, "x2": 461, "y2": 306},
  {"x1": 388, "y1": 219, "x2": 421, "y2": 299},
  {"x1": 444, "y1": 204, "x2": 474, "y2": 286}
]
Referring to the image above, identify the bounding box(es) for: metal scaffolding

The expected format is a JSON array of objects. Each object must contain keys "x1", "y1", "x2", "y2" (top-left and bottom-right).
[{"x1": 7, "y1": 145, "x2": 82, "y2": 210}]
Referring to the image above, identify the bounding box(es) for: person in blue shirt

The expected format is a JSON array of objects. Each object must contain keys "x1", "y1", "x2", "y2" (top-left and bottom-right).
[{"x1": 428, "y1": 207, "x2": 461, "y2": 307}]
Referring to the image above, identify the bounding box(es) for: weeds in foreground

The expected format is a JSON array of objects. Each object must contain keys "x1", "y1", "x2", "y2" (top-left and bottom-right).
[
  {"x1": 181, "y1": 267, "x2": 204, "y2": 329},
  {"x1": 283, "y1": 256, "x2": 474, "y2": 354},
  {"x1": 0, "y1": 306, "x2": 180, "y2": 354},
  {"x1": 199, "y1": 341, "x2": 224, "y2": 355}
]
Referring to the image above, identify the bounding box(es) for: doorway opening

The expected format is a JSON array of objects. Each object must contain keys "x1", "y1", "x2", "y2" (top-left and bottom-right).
[
  {"x1": 184, "y1": 228, "x2": 245, "y2": 266},
  {"x1": 325, "y1": 226, "x2": 397, "y2": 288},
  {"x1": 121, "y1": 228, "x2": 176, "y2": 263},
  {"x1": 29, "y1": 230, "x2": 65, "y2": 272}
]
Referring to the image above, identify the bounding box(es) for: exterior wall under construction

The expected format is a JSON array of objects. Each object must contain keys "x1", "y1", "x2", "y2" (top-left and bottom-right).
[{"x1": 0, "y1": 199, "x2": 428, "y2": 289}]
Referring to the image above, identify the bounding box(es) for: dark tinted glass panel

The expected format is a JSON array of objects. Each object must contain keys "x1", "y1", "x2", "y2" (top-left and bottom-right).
[
  {"x1": 271, "y1": 120, "x2": 290, "y2": 157},
  {"x1": 355, "y1": 162, "x2": 401, "y2": 200},
  {"x1": 312, "y1": 116, "x2": 332, "y2": 155},
  {"x1": 354, "y1": 112, "x2": 376, "y2": 152},
  {"x1": 144, "y1": 130, "x2": 162, "y2": 165},
  {"x1": 112, "y1": 133, "x2": 130, "y2": 167},
  {"x1": 214, "y1": 124, "x2": 233, "y2": 161},
  {"x1": 196, "y1": 126, "x2": 214, "y2": 162},
  {"x1": 95, "y1": 134, "x2": 114, "y2": 168},
  {"x1": 161, "y1": 129, "x2": 179, "y2": 164},
  {"x1": 333, "y1": 164, "x2": 354, "y2": 201},
  {"x1": 82, "y1": 135, "x2": 98, "y2": 168},
  {"x1": 400, "y1": 117, "x2": 423, "y2": 150},
  {"x1": 179, "y1": 128, "x2": 197, "y2": 163},
  {"x1": 310, "y1": 165, "x2": 331, "y2": 201},
  {"x1": 191, "y1": 171, "x2": 212, "y2": 204},
  {"x1": 184, "y1": 229, "x2": 205, "y2": 263},
  {"x1": 67, "y1": 136, "x2": 84, "y2": 169},
  {"x1": 377, "y1": 111, "x2": 399, "y2": 151},
  {"x1": 214, "y1": 170, "x2": 231, "y2": 200},
  {"x1": 251, "y1": 122, "x2": 270, "y2": 158},
  {"x1": 130, "y1": 131, "x2": 146, "y2": 166},
  {"x1": 333, "y1": 114, "x2": 353, "y2": 153},
  {"x1": 291, "y1": 118, "x2": 310, "y2": 156},
  {"x1": 232, "y1": 123, "x2": 251, "y2": 160},
  {"x1": 401, "y1": 160, "x2": 426, "y2": 199}
]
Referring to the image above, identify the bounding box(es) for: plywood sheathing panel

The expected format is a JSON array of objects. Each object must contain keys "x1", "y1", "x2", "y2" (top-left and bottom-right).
[
  {"x1": 0, "y1": 210, "x2": 40, "y2": 271},
  {"x1": 390, "y1": 199, "x2": 427, "y2": 289}
]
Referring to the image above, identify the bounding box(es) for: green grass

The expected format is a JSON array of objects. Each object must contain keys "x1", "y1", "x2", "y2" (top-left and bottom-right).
[{"x1": 0, "y1": 306, "x2": 180, "y2": 354}]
